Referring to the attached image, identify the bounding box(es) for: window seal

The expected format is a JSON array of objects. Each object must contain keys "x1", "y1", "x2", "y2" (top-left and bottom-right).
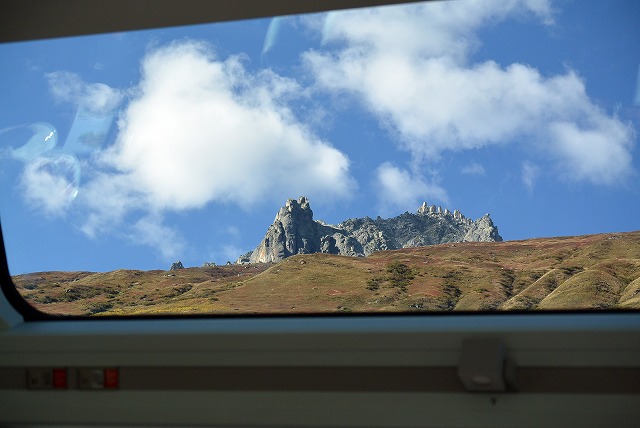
[{"x1": 0, "y1": 221, "x2": 50, "y2": 321}]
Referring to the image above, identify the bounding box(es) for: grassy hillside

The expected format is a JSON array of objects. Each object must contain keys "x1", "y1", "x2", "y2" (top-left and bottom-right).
[{"x1": 12, "y1": 231, "x2": 640, "y2": 316}]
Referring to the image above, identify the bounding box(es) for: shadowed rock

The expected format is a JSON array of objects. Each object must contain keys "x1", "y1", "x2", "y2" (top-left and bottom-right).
[{"x1": 169, "y1": 261, "x2": 184, "y2": 271}]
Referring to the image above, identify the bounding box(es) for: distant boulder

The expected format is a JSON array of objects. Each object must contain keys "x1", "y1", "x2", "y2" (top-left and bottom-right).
[
  {"x1": 169, "y1": 261, "x2": 184, "y2": 271},
  {"x1": 236, "y1": 252, "x2": 253, "y2": 265}
]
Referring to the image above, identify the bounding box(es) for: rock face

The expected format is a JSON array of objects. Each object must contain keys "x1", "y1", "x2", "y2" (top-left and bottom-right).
[{"x1": 237, "y1": 196, "x2": 502, "y2": 264}]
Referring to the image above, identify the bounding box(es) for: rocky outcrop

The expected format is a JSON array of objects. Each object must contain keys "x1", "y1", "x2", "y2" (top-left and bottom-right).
[
  {"x1": 238, "y1": 197, "x2": 502, "y2": 264},
  {"x1": 169, "y1": 261, "x2": 184, "y2": 270},
  {"x1": 464, "y1": 214, "x2": 503, "y2": 242},
  {"x1": 238, "y1": 197, "x2": 341, "y2": 264}
]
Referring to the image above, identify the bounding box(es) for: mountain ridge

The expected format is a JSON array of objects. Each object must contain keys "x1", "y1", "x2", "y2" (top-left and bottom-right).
[
  {"x1": 237, "y1": 196, "x2": 502, "y2": 264},
  {"x1": 13, "y1": 230, "x2": 640, "y2": 316}
]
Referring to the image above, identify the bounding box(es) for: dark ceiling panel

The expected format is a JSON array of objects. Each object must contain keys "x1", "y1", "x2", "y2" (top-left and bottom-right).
[{"x1": 0, "y1": 0, "x2": 430, "y2": 43}]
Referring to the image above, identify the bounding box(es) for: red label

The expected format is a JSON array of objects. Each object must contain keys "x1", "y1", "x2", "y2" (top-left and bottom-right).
[
  {"x1": 104, "y1": 368, "x2": 119, "y2": 389},
  {"x1": 52, "y1": 368, "x2": 67, "y2": 389}
]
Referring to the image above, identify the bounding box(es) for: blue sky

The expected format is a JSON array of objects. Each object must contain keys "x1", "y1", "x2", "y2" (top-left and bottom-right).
[{"x1": 1, "y1": 0, "x2": 639, "y2": 274}]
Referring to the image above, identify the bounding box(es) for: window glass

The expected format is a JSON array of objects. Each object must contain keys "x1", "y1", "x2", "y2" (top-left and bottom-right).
[{"x1": 1, "y1": 0, "x2": 639, "y2": 316}]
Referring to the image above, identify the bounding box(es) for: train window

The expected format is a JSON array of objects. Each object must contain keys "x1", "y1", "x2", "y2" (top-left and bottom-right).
[{"x1": 1, "y1": 0, "x2": 638, "y2": 317}]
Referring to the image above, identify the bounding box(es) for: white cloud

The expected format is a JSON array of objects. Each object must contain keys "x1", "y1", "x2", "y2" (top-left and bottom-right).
[
  {"x1": 461, "y1": 162, "x2": 486, "y2": 176},
  {"x1": 102, "y1": 41, "x2": 354, "y2": 212},
  {"x1": 521, "y1": 161, "x2": 540, "y2": 193},
  {"x1": 46, "y1": 71, "x2": 123, "y2": 114},
  {"x1": 20, "y1": 154, "x2": 80, "y2": 216},
  {"x1": 77, "y1": 172, "x2": 145, "y2": 238},
  {"x1": 77, "y1": 172, "x2": 184, "y2": 261},
  {"x1": 319, "y1": 0, "x2": 553, "y2": 62},
  {"x1": 304, "y1": 0, "x2": 634, "y2": 186},
  {"x1": 131, "y1": 215, "x2": 186, "y2": 261},
  {"x1": 375, "y1": 162, "x2": 448, "y2": 215},
  {"x1": 549, "y1": 120, "x2": 634, "y2": 185}
]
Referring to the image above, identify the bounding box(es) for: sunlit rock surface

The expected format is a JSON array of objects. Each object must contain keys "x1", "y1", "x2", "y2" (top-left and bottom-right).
[{"x1": 238, "y1": 197, "x2": 502, "y2": 264}]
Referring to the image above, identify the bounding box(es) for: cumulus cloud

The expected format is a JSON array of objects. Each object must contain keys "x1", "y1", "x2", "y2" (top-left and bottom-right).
[
  {"x1": 304, "y1": 0, "x2": 634, "y2": 186},
  {"x1": 20, "y1": 154, "x2": 80, "y2": 216},
  {"x1": 77, "y1": 172, "x2": 145, "y2": 238},
  {"x1": 131, "y1": 215, "x2": 186, "y2": 261},
  {"x1": 319, "y1": 0, "x2": 553, "y2": 61},
  {"x1": 375, "y1": 162, "x2": 448, "y2": 215},
  {"x1": 100, "y1": 41, "x2": 354, "y2": 212},
  {"x1": 46, "y1": 71, "x2": 123, "y2": 114},
  {"x1": 549, "y1": 120, "x2": 634, "y2": 184}
]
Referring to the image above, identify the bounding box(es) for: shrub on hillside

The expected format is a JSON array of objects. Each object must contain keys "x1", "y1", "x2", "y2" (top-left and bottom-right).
[{"x1": 386, "y1": 261, "x2": 415, "y2": 290}]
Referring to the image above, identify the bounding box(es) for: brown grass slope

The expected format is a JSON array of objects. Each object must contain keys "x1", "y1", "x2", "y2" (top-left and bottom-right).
[{"x1": 12, "y1": 231, "x2": 640, "y2": 316}]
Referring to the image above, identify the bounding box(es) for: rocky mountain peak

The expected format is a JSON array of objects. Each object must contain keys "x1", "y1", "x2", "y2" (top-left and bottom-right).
[
  {"x1": 237, "y1": 197, "x2": 502, "y2": 264},
  {"x1": 276, "y1": 196, "x2": 312, "y2": 222}
]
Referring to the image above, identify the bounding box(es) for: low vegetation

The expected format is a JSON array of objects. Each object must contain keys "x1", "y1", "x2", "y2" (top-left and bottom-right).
[{"x1": 12, "y1": 231, "x2": 640, "y2": 316}]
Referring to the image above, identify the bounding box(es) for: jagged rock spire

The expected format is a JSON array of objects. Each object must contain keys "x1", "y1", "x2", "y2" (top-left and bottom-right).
[{"x1": 238, "y1": 197, "x2": 502, "y2": 264}]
